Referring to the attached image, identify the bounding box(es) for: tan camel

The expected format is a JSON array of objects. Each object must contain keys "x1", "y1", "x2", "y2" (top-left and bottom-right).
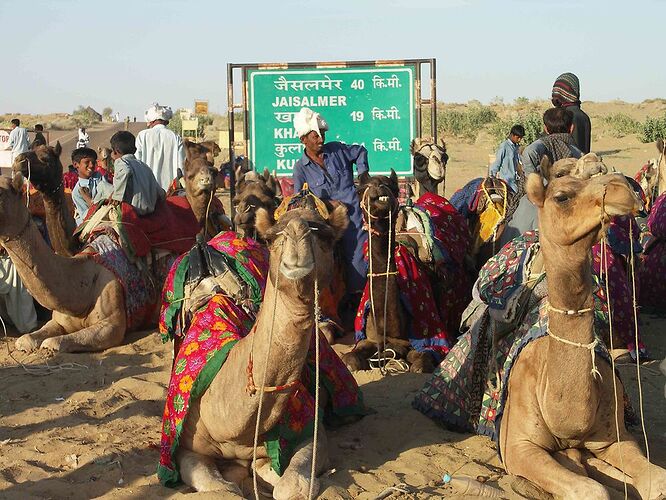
[
  {"x1": 499, "y1": 171, "x2": 666, "y2": 499},
  {"x1": 174, "y1": 204, "x2": 349, "y2": 498},
  {"x1": 233, "y1": 168, "x2": 282, "y2": 239},
  {"x1": 411, "y1": 137, "x2": 448, "y2": 196}
]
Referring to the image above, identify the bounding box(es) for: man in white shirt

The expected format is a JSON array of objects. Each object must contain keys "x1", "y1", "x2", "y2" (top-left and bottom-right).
[
  {"x1": 8, "y1": 119, "x2": 30, "y2": 162},
  {"x1": 135, "y1": 103, "x2": 185, "y2": 190}
]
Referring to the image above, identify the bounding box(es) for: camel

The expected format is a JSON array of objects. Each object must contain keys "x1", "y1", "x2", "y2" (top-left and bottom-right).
[
  {"x1": 233, "y1": 168, "x2": 282, "y2": 239},
  {"x1": 167, "y1": 201, "x2": 352, "y2": 498},
  {"x1": 497, "y1": 171, "x2": 666, "y2": 499},
  {"x1": 411, "y1": 137, "x2": 447, "y2": 196},
  {"x1": 343, "y1": 170, "x2": 463, "y2": 373},
  {"x1": 6, "y1": 148, "x2": 222, "y2": 352},
  {"x1": 184, "y1": 140, "x2": 222, "y2": 164}
]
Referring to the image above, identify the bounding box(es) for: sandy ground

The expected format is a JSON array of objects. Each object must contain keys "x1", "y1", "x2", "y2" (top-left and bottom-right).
[{"x1": 0, "y1": 104, "x2": 664, "y2": 499}]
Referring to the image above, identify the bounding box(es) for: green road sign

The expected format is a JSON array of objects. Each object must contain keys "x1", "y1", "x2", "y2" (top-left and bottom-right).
[{"x1": 247, "y1": 65, "x2": 415, "y2": 177}]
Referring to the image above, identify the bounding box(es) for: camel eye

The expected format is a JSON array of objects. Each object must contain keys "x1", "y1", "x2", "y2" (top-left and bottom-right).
[
  {"x1": 555, "y1": 171, "x2": 566, "y2": 178},
  {"x1": 554, "y1": 192, "x2": 570, "y2": 203}
]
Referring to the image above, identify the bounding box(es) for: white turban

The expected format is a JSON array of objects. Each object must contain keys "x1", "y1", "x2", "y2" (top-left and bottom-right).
[
  {"x1": 145, "y1": 102, "x2": 174, "y2": 122},
  {"x1": 293, "y1": 107, "x2": 329, "y2": 138}
]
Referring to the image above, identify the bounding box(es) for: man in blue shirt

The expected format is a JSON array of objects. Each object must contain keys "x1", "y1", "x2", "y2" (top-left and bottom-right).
[
  {"x1": 489, "y1": 124, "x2": 524, "y2": 193},
  {"x1": 292, "y1": 107, "x2": 368, "y2": 298}
]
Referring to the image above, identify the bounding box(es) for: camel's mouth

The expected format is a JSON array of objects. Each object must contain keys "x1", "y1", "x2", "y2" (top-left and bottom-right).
[{"x1": 279, "y1": 260, "x2": 315, "y2": 280}]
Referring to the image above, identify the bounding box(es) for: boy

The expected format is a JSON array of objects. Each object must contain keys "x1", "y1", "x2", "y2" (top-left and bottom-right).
[
  {"x1": 489, "y1": 124, "x2": 525, "y2": 193},
  {"x1": 31, "y1": 124, "x2": 47, "y2": 148},
  {"x1": 108, "y1": 131, "x2": 165, "y2": 215},
  {"x1": 71, "y1": 148, "x2": 107, "y2": 225}
]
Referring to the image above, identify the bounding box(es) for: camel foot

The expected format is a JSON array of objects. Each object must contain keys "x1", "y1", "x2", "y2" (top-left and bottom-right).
[
  {"x1": 15, "y1": 333, "x2": 41, "y2": 352},
  {"x1": 40, "y1": 336, "x2": 66, "y2": 352},
  {"x1": 273, "y1": 470, "x2": 318, "y2": 500},
  {"x1": 176, "y1": 448, "x2": 244, "y2": 496},
  {"x1": 634, "y1": 464, "x2": 666, "y2": 500},
  {"x1": 341, "y1": 351, "x2": 369, "y2": 372},
  {"x1": 407, "y1": 350, "x2": 436, "y2": 373}
]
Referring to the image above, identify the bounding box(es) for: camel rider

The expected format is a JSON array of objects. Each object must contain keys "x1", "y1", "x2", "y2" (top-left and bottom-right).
[
  {"x1": 77, "y1": 127, "x2": 90, "y2": 149},
  {"x1": 292, "y1": 107, "x2": 368, "y2": 305},
  {"x1": 135, "y1": 103, "x2": 185, "y2": 191}
]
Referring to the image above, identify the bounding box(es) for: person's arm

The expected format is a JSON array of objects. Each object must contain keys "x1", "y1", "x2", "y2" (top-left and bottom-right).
[
  {"x1": 134, "y1": 133, "x2": 144, "y2": 162},
  {"x1": 521, "y1": 142, "x2": 542, "y2": 176},
  {"x1": 293, "y1": 163, "x2": 305, "y2": 192},
  {"x1": 489, "y1": 142, "x2": 506, "y2": 176},
  {"x1": 111, "y1": 161, "x2": 129, "y2": 202},
  {"x1": 8, "y1": 129, "x2": 16, "y2": 148},
  {"x1": 343, "y1": 143, "x2": 369, "y2": 175}
]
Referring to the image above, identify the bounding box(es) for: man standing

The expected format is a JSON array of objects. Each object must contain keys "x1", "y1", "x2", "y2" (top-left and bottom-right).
[
  {"x1": 292, "y1": 107, "x2": 368, "y2": 301},
  {"x1": 135, "y1": 103, "x2": 185, "y2": 190},
  {"x1": 551, "y1": 72, "x2": 591, "y2": 154},
  {"x1": 8, "y1": 119, "x2": 29, "y2": 162},
  {"x1": 489, "y1": 124, "x2": 524, "y2": 193}
]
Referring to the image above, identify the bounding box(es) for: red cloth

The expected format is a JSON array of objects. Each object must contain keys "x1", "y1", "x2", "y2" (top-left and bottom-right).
[
  {"x1": 63, "y1": 170, "x2": 78, "y2": 190},
  {"x1": 119, "y1": 196, "x2": 204, "y2": 257}
]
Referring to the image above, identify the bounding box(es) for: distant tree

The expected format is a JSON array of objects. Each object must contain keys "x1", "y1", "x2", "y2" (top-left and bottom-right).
[
  {"x1": 102, "y1": 107, "x2": 113, "y2": 120},
  {"x1": 514, "y1": 96, "x2": 530, "y2": 106}
]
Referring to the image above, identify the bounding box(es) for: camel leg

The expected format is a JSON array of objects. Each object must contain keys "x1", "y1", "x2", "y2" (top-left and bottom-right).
[
  {"x1": 406, "y1": 349, "x2": 437, "y2": 373},
  {"x1": 272, "y1": 428, "x2": 329, "y2": 500},
  {"x1": 40, "y1": 317, "x2": 125, "y2": 352},
  {"x1": 15, "y1": 318, "x2": 66, "y2": 352},
  {"x1": 341, "y1": 339, "x2": 376, "y2": 371},
  {"x1": 506, "y1": 443, "x2": 610, "y2": 499},
  {"x1": 593, "y1": 440, "x2": 666, "y2": 499},
  {"x1": 176, "y1": 448, "x2": 243, "y2": 495}
]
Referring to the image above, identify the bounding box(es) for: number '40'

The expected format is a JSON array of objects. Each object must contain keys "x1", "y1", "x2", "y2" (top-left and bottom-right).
[{"x1": 351, "y1": 79, "x2": 365, "y2": 90}]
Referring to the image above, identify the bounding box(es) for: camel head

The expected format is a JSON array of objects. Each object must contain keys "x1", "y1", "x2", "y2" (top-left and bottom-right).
[
  {"x1": 411, "y1": 137, "x2": 447, "y2": 186},
  {"x1": 358, "y1": 169, "x2": 400, "y2": 232},
  {"x1": 12, "y1": 142, "x2": 63, "y2": 196},
  {"x1": 541, "y1": 153, "x2": 610, "y2": 182},
  {"x1": 232, "y1": 169, "x2": 280, "y2": 238},
  {"x1": 527, "y1": 171, "x2": 642, "y2": 249},
  {"x1": 183, "y1": 156, "x2": 217, "y2": 200},
  {"x1": 255, "y1": 192, "x2": 348, "y2": 302},
  {"x1": 0, "y1": 176, "x2": 30, "y2": 240}
]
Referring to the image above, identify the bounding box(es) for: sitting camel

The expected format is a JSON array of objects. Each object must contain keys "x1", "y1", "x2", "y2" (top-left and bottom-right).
[
  {"x1": 232, "y1": 168, "x2": 282, "y2": 239},
  {"x1": 158, "y1": 195, "x2": 366, "y2": 498},
  {"x1": 6, "y1": 147, "x2": 222, "y2": 352},
  {"x1": 343, "y1": 170, "x2": 468, "y2": 373},
  {"x1": 417, "y1": 171, "x2": 666, "y2": 498},
  {"x1": 411, "y1": 137, "x2": 448, "y2": 196}
]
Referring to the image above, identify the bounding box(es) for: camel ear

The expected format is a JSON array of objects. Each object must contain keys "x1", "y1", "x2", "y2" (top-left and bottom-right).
[
  {"x1": 254, "y1": 207, "x2": 274, "y2": 239},
  {"x1": 327, "y1": 204, "x2": 349, "y2": 242},
  {"x1": 438, "y1": 137, "x2": 446, "y2": 149},
  {"x1": 358, "y1": 171, "x2": 370, "y2": 187},
  {"x1": 410, "y1": 138, "x2": 421, "y2": 154},
  {"x1": 54, "y1": 141, "x2": 62, "y2": 157},
  {"x1": 658, "y1": 138, "x2": 665, "y2": 155},
  {"x1": 526, "y1": 173, "x2": 545, "y2": 208},
  {"x1": 539, "y1": 155, "x2": 552, "y2": 181},
  {"x1": 262, "y1": 168, "x2": 270, "y2": 182},
  {"x1": 12, "y1": 172, "x2": 24, "y2": 193},
  {"x1": 389, "y1": 169, "x2": 399, "y2": 194},
  {"x1": 271, "y1": 171, "x2": 283, "y2": 198}
]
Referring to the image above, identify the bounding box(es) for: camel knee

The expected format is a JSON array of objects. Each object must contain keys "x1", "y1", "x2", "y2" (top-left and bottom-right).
[
  {"x1": 407, "y1": 350, "x2": 436, "y2": 373},
  {"x1": 342, "y1": 350, "x2": 370, "y2": 371}
]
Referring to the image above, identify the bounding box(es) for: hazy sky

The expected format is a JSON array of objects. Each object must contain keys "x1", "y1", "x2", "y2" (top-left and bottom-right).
[{"x1": 3, "y1": 0, "x2": 665, "y2": 116}]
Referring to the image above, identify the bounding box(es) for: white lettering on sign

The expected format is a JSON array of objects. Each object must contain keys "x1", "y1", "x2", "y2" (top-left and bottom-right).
[
  {"x1": 372, "y1": 137, "x2": 402, "y2": 152},
  {"x1": 274, "y1": 128, "x2": 299, "y2": 139},
  {"x1": 276, "y1": 159, "x2": 297, "y2": 170},
  {"x1": 372, "y1": 74, "x2": 402, "y2": 89},
  {"x1": 274, "y1": 143, "x2": 304, "y2": 158},
  {"x1": 274, "y1": 111, "x2": 297, "y2": 123},
  {"x1": 271, "y1": 95, "x2": 348, "y2": 107},
  {"x1": 371, "y1": 106, "x2": 401, "y2": 121},
  {"x1": 274, "y1": 75, "x2": 343, "y2": 92},
  {"x1": 0, "y1": 130, "x2": 10, "y2": 150}
]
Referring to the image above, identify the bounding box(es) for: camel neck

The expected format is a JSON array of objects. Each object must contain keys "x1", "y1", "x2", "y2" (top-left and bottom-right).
[
  {"x1": 186, "y1": 191, "x2": 214, "y2": 234},
  {"x1": 541, "y1": 239, "x2": 599, "y2": 435},
  {"x1": 2, "y1": 218, "x2": 99, "y2": 316},
  {"x1": 41, "y1": 187, "x2": 77, "y2": 256}
]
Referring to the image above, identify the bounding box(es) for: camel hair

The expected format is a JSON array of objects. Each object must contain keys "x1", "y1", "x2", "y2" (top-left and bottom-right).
[
  {"x1": 13, "y1": 144, "x2": 221, "y2": 255},
  {"x1": 174, "y1": 203, "x2": 349, "y2": 499},
  {"x1": 232, "y1": 168, "x2": 282, "y2": 240},
  {"x1": 498, "y1": 171, "x2": 666, "y2": 499}
]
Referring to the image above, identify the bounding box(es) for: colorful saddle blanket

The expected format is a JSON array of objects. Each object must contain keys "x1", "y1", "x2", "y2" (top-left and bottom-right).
[
  {"x1": 158, "y1": 232, "x2": 367, "y2": 487},
  {"x1": 639, "y1": 193, "x2": 666, "y2": 313}
]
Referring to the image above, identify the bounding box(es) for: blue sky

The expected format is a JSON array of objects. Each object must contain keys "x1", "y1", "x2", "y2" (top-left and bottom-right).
[{"x1": 3, "y1": 0, "x2": 665, "y2": 116}]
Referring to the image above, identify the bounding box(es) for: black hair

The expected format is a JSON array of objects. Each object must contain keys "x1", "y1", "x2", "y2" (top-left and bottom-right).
[
  {"x1": 110, "y1": 131, "x2": 137, "y2": 155},
  {"x1": 34, "y1": 124, "x2": 44, "y2": 131},
  {"x1": 543, "y1": 107, "x2": 574, "y2": 134},
  {"x1": 510, "y1": 124, "x2": 525, "y2": 137},
  {"x1": 11, "y1": 119, "x2": 20, "y2": 127},
  {"x1": 71, "y1": 147, "x2": 98, "y2": 163}
]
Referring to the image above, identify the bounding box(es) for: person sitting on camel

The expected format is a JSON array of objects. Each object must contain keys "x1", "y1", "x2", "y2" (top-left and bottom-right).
[
  {"x1": 292, "y1": 107, "x2": 368, "y2": 316},
  {"x1": 107, "y1": 130, "x2": 165, "y2": 216}
]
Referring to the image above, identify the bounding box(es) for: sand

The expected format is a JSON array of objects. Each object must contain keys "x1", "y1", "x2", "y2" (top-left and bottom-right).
[{"x1": 0, "y1": 104, "x2": 665, "y2": 499}]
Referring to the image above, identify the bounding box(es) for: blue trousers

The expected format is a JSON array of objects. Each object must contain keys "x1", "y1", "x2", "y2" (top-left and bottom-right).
[{"x1": 341, "y1": 204, "x2": 368, "y2": 294}]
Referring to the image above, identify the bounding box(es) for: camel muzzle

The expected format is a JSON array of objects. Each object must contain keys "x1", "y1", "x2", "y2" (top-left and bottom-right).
[{"x1": 278, "y1": 220, "x2": 315, "y2": 280}]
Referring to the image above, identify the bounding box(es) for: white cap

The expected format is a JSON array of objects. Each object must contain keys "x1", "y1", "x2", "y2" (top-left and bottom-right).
[
  {"x1": 145, "y1": 102, "x2": 174, "y2": 122},
  {"x1": 293, "y1": 107, "x2": 329, "y2": 138}
]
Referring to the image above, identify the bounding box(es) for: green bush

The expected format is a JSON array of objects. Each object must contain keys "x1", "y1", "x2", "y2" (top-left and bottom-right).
[
  {"x1": 71, "y1": 105, "x2": 101, "y2": 127},
  {"x1": 639, "y1": 115, "x2": 666, "y2": 143},
  {"x1": 437, "y1": 105, "x2": 498, "y2": 140},
  {"x1": 490, "y1": 111, "x2": 543, "y2": 146},
  {"x1": 601, "y1": 113, "x2": 640, "y2": 137}
]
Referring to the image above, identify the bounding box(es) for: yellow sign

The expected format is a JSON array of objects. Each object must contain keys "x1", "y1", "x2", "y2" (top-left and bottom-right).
[{"x1": 194, "y1": 100, "x2": 209, "y2": 115}]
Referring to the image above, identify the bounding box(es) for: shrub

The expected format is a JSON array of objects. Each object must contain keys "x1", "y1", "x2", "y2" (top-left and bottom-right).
[
  {"x1": 514, "y1": 96, "x2": 530, "y2": 106},
  {"x1": 639, "y1": 115, "x2": 666, "y2": 143},
  {"x1": 601, "y1": 113, "x2": 640, "y2": 138},
  {"x1": 490, "y1": 111, "x2": 543, "y2": 146},
  {"x1": 437, "y1": 105, "x2": 498, "y2": 140}
]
